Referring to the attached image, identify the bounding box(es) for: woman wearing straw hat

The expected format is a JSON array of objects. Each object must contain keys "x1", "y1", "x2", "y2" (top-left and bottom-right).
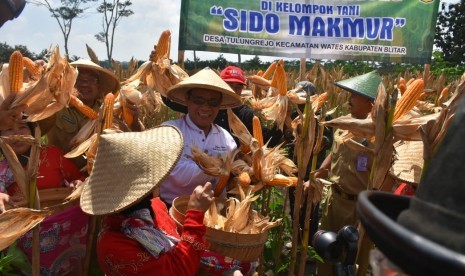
[
  {"x1": 39, "y1": 59, "x2": 125, "y2": 170},
  {"x1": 80, "y1": 125, "x2": 215, "y2": 275},
  {"x1": 159, "y1": 67, "x2": 242, "y2": 207}
]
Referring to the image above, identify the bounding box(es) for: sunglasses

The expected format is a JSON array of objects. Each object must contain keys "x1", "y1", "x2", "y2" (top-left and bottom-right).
[
  {"x1": 189, "y1": 95, "x2": 221, "y2": 107},
  {"x1": 5, "y1": 0, "x2": 26, "y2": 18}
]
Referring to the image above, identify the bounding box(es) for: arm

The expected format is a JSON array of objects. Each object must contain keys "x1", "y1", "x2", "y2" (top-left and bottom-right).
[{"x1": 98, "y1": 184, "x2": 213, "y2": 275}]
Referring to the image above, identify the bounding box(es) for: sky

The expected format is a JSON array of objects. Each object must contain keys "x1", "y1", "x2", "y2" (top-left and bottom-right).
[{"x1": 0, "y1": 0, "x2": 460, "y2": 64}]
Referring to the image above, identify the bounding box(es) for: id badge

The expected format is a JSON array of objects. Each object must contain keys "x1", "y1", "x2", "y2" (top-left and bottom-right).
[{"x1": 356, "y1": 154, "x2": 368, "y2": 172}]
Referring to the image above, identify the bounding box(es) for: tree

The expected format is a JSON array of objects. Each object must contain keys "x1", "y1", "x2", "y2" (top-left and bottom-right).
[
  {"x1": 30, "y1": 0, "x2": 98, "y2": 58},
  {"x1": 435, "y1": 1, "x2": 465, "y2": 65},
  {"x1": 95, "y1": 0, "x2": 133, "y2": 65}
]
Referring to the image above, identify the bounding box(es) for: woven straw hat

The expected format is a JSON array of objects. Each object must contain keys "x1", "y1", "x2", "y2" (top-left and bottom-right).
[
  {"x1": 70, "y1": 59, "x2": 120, "y2": 95},
  {"x1": 333, "y1": 71, "x2": 381, "y2": 100},
  {"x1": 80, "y1": 125, "x2": 183, "y2": 215},
  {"x1": 167, "y1": 67, "x2": 242, "y2": 109},
  {"x1": 390, "y1": 140, "x2": 424, "y2": 184}
]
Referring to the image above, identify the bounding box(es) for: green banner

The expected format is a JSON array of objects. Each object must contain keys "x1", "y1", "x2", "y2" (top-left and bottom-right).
[{"x1": 179, "y1": 0, "x2": 440, "y2": 64}]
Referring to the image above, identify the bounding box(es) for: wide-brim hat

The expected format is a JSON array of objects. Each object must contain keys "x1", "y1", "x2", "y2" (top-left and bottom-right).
[
  {"x1": 333, "y1": 71, "x2": 381, "y2": 100},
  {"x1": 80, "y1": 125, "x2": 183, "y2": 215},
  {"x1": 167, "y1": 67, "x2": 242, "y2": 109},
  {"x1": 357, "y1": 95, "x2": 465, "y2": 275},
  {"x1": 70, "y1": 59, "x2": 120, "y2": 95},
  {"x1": 390, "y1": 140, "x2": 424, "y2": 184}
]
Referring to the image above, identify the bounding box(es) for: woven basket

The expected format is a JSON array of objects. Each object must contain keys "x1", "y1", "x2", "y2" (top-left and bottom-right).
[{"x1": 170, "y1": 196, "x2": 268, "y2": 262}]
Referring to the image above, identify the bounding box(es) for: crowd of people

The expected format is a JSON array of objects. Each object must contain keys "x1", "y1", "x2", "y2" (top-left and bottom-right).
[
  {"x1": 0, "y1": 53, "x2": 429, "y2": 275},
  {"x1": 1, "y1": 4, "x2": 455, "y2": 274}
]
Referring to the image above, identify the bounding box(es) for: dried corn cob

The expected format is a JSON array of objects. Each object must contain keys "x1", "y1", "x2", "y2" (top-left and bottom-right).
[
  {"x1": 262, "y1": 62, "x2": 277, "y2": 80},
  {"x1": 270, "y1": 61, "x2": 287, "y2": 96},
  {"x1": 253, "y1": 116, "x2": 264, "y2": 147},
  {"x1": 22, "y1": 57, "x2": 43, "y2": 76},
  {"x1": 103, "y1": 93, "x2": 115, "y2": 129},
  {"x1": 247, "y1": 75, "x2": 271, "y2": 88},
  {"x1": 436, "y1": 86, "x2": 450, "y2": 106},
  {"x1": 393, "y1": 79, "x2": 424, "y2": 122},
  {"x1": 406, "y1": 77, "x2": 415, "y2": 86},
  {"x1": 122, "y1": 100, "x2": 133, "y2": 126},
  {"x1": 214, "y1": 174, "x2": 230, "y2": 197},
  {"x1": 398, "y1": 83, "x2": 407, "y2": 95},
  {"x1": 266, "y1": 174, "x2": 297, "y2": 187},
  {"x1": 151, "y1": 30, "x2": 171, "y2": 62},
  {"x1": 69, "y1": 95, "x2": 98, "y2": 119},
  {"x1": 8, "y1": 50, "x2": 24, "y2": 94},
  {"x1": 237, "y1": 171, "x2": 251, "y2": 186}
]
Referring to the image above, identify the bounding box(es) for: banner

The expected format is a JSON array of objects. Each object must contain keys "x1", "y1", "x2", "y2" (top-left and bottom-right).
[{"x1": 179, "y1": 0, "x2": 440, "y2": 64}]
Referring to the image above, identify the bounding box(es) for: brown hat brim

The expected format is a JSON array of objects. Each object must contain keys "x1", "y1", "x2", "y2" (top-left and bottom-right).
[
  {"x1": 167, "y1": 67, "x2": 242, "y2": 109},
  {"x1": 80, "y1": 125, "x2": 183, "y2": 215},
  {"x1": 70, "y1": 59, "x2": 120, "y2": 95}
]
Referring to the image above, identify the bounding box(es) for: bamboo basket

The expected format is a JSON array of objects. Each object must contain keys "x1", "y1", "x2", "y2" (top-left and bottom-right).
[
  {"x1": 10, "y1": 187, "x2": 76, "y2": 214},
  {"x1": 170, "y1": 195, "x2": 268, "y2": 262}
]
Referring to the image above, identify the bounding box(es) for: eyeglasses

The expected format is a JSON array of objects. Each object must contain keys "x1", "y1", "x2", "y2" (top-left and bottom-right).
[
  {"x1": 76, "y1": 78, "x2": 99, "y2": 85},
  {"x1": 5, "y1": 0, "x2": 26, "y2": 18},
  {"x1": 189, "y1": 95, "x2": 221, "y2": 107}
]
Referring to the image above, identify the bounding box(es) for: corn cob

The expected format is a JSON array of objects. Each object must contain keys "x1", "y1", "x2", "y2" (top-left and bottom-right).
[
  {"x1": 8, "y1": 50, "x2": 24, "y2": 94},
  {"x1": 266, "y1": 174, "x2": 297, "y2": 187},
  {"x1": 270, "y1": 61, "x2": 287, "y2": 96},
  {"x1": 237, "y1": 171, "x2": 251, "y2": 186},
  {"x1": 151, "y1": 30, "x2": 171, "y2": 62},
  {"x1": 262, "y1": 62, "x2": 277, "y2": 79},
  {"x1": 398, "y1": 83, "x2": 407, "y2": 95},
  {"x1": 393, "y1": 79, "x2": 424, "y2": 122},
  {"x1": 398, "y1": 77, "x2": 406, "y2": 86},
  {"x1": 213, "y1": 174, "x2": 230, "y2": 197},
  {"x1": 69, "y1": 95, "x2": 98, "y2": 119},
  {"x1": 103, "y1": 93, "x2": 115, "y2": 129},
  {"x1": 22, "y1": 57, "x2": 42, "y2": 76},
  {"x1": 253, "y1": 116, "x2": 264, "y2": 147},
  {"x1": 436, "y1": 86, "x2": 450, "y2": 106},
  {"x1": 122, "y1": 100, "x2": 133, "y2": 126},
  {"x1": 247, "y1": 75, "x2": 271, "y2": 87},
  {"x1": 405, "y1": 78, "x2": 415, "y2": 86}
]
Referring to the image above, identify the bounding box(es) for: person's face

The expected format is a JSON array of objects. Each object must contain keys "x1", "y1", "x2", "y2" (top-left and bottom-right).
[
  {"x1": 226, "y1": 82, "x2": 244, "y2": 95},
  {"x1": 349, "y1": 93, "x2": 373, "y2": 119},
  {"x1": 185, "y1": 89, "x2": 222, "y2": 133},
  {"x1": 75, "y1": 69, "x2": 100, "y2": 106},
  {"x1": 1, "y1": 121, "x2": 32, "y2": 154}
]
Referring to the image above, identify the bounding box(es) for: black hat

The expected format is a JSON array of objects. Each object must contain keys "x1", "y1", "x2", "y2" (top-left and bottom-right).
[{"x1": 357, "y1": 95, "x2": 465, "y2": 275}]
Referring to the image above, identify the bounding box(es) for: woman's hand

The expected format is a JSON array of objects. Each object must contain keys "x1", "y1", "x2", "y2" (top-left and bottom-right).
[
  {"x1": 187, "y1": 182, "x2": 215, "y2": 212},
  {"x1": 68, "y1": 179, "x2": 84, "y2": 191},
  {"x1": 0, "y1": 192, "x2": 15, "y2": 213}
]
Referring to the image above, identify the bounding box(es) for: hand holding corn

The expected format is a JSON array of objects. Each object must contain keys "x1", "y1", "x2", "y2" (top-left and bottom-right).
[
  {"x1": 187, "y1": 182, "x2": 215, "y2": 212},
  {"x1": 0, "y1": 94, "x2": 25, "y2": 131}
]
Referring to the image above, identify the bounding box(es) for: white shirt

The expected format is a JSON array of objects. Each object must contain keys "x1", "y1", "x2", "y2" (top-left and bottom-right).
[{"x1": 160, "y1": 115, "x2": 237, "y2": 204}]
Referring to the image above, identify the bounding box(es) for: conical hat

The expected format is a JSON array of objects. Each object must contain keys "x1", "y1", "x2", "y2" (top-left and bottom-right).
[
  {"x1": 167, "y1": 67, "x2": 242, "y2": 109},
  {"x1": 390, "y1": 140, "x2": 424, "y2": 184},
  {"x1": 333, "y1": 71, "x2": 381, "y2": 100},
  {"x1": 70, "y1": 59, "x2": 120, "y2": 95},
  {"x1": 80, "y1": 125, "x2": 183, "y2": 215}
]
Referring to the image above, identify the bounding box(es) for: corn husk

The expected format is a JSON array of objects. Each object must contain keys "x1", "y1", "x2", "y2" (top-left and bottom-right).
[{"x1": 0, "y1": 208, "x2": 50, "y2": 251}]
